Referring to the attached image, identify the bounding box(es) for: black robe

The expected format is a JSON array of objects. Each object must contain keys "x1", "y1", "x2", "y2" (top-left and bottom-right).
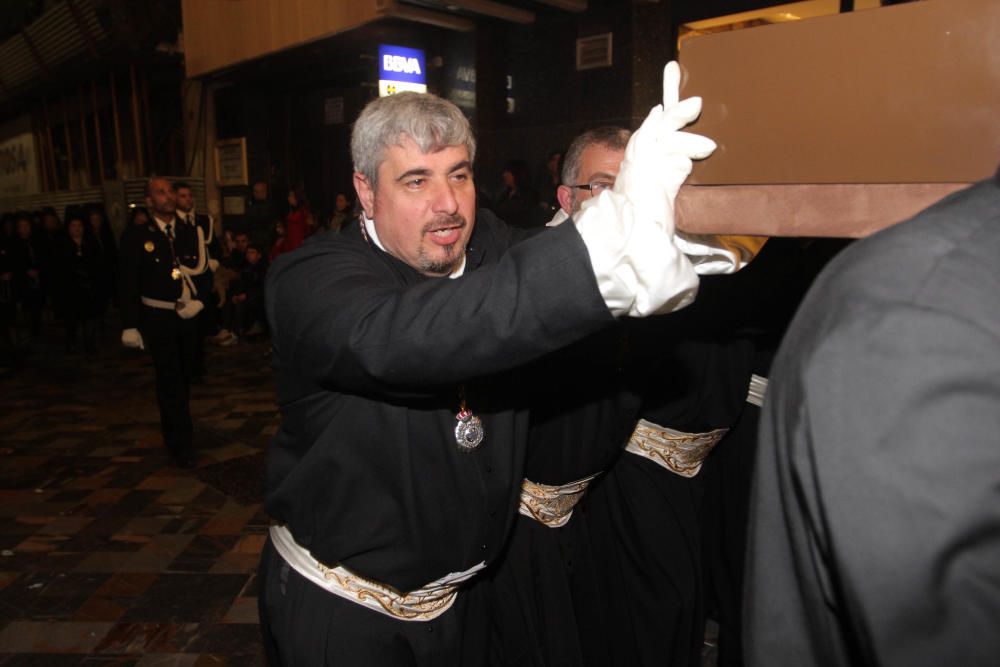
[
  {"x1": 263, "y1": 209, "x2": 615, "y2": 594},
  {"x1": 700, "y1": 236, "x2": 851, "y2": 667},
  {"x1": 488, "y1": 325, "x2": 640, "y2": 667},
  {"x1": 583, "y1": 271, "x2": 758, "y2": 667}
]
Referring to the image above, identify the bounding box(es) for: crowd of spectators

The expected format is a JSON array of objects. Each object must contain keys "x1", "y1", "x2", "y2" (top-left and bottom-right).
[
  {"x1": 0, "y1": 156, "x2": 566, "y2": 369},
  {"x1": 1, "y1": 205, "x2": 116, "y2": 364}
]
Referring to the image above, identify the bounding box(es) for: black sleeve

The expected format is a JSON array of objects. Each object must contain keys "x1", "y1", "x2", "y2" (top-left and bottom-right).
[{"x1": 266, "y1": 220, "x2": 613, "y2": 397}]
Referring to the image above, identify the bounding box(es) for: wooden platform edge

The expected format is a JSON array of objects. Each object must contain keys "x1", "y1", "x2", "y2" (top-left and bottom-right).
[{"x1": 675, "y1": 183, "x2": 973, "y2": 238}]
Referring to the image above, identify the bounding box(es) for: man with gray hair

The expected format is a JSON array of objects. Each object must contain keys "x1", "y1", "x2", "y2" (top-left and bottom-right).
[
  {"x1": 485, "y1": 124, "x2": 762, "y2": 666},
  {"x1": 258, "y1": 62, "x2": 725, "y2": 665},
  {"x1": 553, "y1": 125, "x2": 632, "y2": 224}
]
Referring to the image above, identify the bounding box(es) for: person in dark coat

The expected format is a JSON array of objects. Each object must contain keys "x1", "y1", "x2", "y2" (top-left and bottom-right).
[
  {"x1": 492, "y1": 159, "x2": 545, "y2": 228},
  {"x1": 85, "y1": 204, "x2": 117, "y2": 316},
  {"x1": 699, "y1": 235, "x2": 850, "y2": 667},
  {"x1": 745, "y1": 167, "x2": 1000, "y2": 667},
  {"x1": 174, "y1": 181, "x2": 219, "y2": 382},
  {"x1": 36, "y1": 208, "x2": 63, "y2": 314},
  {"x1": 226, "y1": 242, "x2": 268, "y2": 339},
  {"x1": 8, "y1": 214, "x2": 45, "y2": 340},
  {"x1": 0, "y1": 214, "x2": 18, "y2": 364},
  {"x1": 487, "y1": 124, "x2": 757, "y2": 667},
  {"x1": 244, "y1": 180, "x2": 275, "y2": 246},
  {"x1": 56, "y1": 215, "x2": 103, "y2": 356},
  {"x1": 257, "y1": 67, "x2": 718, "y2": 667},
  {"x1": 487, "y1": 127, "x2": 641, "y2": 667}
]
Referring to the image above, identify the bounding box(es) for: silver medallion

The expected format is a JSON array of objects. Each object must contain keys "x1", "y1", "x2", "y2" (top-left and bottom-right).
[{"x1": 455, "y1": 409, "x2": 484, "y2": 451}]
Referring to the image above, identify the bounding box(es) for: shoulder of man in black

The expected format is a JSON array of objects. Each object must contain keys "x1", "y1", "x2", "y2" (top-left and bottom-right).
[{"x1": 264, "y1": 203, "x2": 609, "y2": 399}]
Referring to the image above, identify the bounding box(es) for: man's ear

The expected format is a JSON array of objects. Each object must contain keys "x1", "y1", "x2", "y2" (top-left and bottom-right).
[
  {"x1": 354, "y1": 173, "x2": 375, "y2": 219},
  {"x1": 556, "y1": 184, "x2": 574, "y2": 216}
]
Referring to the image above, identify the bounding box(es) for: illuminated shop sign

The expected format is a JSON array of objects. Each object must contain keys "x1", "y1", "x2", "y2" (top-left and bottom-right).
[{"x1": 378, "y1": 44, "x2": 427, "y2": 97}]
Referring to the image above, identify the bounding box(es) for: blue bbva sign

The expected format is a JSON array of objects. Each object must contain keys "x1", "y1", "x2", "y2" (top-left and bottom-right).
[{"x1": 378, "y1": 45, "x2": 426, "y2": 85}]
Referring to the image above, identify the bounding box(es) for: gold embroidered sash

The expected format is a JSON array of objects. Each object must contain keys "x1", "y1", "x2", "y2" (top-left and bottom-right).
[
  {"x1": 625, "y1": 419, "x2": 728, "y2": 478},
  {"x1": 269, "y1": 525, "x2": 484, "y2": 621},
  {"x1": 518, "y1": 473, "x2": 601, "y2": 528}
]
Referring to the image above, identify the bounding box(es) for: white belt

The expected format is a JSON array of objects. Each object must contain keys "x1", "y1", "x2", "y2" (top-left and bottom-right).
[
  {"x1": 625, "y1": 419, "x2": 729, "y2": 478},
  {"x1": 518, "y1": 472, "x2": 600, "y2": 528},
  {"x1": 747, "y1": 374, "x2": 768, "y2": 408},
  {"x1": 269, "y1": 525, "x2": 485, "y2": 622},
  {"x1": 141, "y1": 296, "x2": 179, "y2": 311}
]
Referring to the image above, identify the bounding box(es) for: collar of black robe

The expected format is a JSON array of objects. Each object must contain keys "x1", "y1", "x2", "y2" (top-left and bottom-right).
[{"x1": 354, "y1": 211, "x2": 489, "y2": 286}]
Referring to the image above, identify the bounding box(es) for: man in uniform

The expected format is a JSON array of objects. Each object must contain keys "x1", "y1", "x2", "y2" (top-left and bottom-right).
[
  {"x1": 258, "y1": 63, "x2": 720, "y2": 666},
  {"x1": 174, "y1": 181, "x2": 218, "y2": 382},
  {"x1": 119, "y1": 178, "x2": 205, "y2": 468}
]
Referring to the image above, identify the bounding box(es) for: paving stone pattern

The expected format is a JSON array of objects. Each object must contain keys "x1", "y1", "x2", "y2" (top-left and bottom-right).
[{"x1": 0, "y1": 327, "x2": 276, "y2": 665}]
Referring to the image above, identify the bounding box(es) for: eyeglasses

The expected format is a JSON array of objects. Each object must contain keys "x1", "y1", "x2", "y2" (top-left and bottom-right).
[{"x1": 568, "y1": 181, "x2": 613, "y2": 195}]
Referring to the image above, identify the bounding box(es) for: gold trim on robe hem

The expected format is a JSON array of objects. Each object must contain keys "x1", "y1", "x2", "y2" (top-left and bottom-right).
[
  {"x1": 518, "y1": 473, "x2": 601, "y2": 528},
  {"x1": 269, "y1": 525, "x2": 485, "y2": 621},
  {"x1": 625, "y1": 419, "x2": 729, "y2": 478}
]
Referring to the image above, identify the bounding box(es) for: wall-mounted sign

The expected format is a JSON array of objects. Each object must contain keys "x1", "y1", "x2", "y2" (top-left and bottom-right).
[
  {"x1": 378, "y1": 44, "x2": 427, "y2": 97},
  {"x1": 214, "y1": 138, "x2": 248, "y2": 186},
  {"x1": 448, "y1": 64, "x2": 476, "y2": 110},
  {"x1": 324, "y1": 96, "x2": 345, "y2": 125},
  {"x1": 0, "y1": 116, "x2": 40, "y2": 197},
  {"x1": 223, "y1": 195, "x2": 246, "y2": 215}
]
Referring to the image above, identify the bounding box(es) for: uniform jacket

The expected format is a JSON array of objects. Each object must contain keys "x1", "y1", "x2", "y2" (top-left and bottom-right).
[{"x1": 118, "y1": 219, "x2": 201, "y2": 330}]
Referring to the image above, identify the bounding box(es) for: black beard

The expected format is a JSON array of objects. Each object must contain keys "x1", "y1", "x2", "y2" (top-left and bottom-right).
[
  {"x1": 418, "y1": 213, "x2": 467, "y2": 276},
  {"x1": 418, "y1": 242, "x2": 465, "y2": 276}
]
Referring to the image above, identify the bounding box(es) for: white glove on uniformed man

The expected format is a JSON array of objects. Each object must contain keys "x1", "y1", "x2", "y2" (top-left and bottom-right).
[
  {"x1": 121, "y1": 328, "x2": 144, "y2": 349},
  {"x1": 573, "y1": 61, "x2": 716, "y2": 317},
  {"x1": 176, "y1": 299, "x2": 204, "y2": 320}
]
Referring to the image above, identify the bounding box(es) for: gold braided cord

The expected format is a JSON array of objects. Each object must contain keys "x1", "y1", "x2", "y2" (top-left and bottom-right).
[
  {"x1": 518, "y1": 473, "x2": 601, "y2": 528},
  {"x1": 626, "y1": 422, "x2": 729, "y2": 478},
  {"x1": 316, "y1": 563, "x2": 459, "y2": 620}
]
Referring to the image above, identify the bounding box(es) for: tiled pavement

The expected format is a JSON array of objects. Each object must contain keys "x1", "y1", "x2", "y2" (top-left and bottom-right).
[
  {"x1": 0, "y1": 325, "x2": 277, "y2": 665},
  {"x1": 0, "y1": 323, "x2": 729, "y2": 667}
]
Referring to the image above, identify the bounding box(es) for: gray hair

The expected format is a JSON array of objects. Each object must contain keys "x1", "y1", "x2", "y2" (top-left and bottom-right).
[
  {"x1": 351, "y1": 92, "x2": 476, "y2": 188},
  {"x1": 560, "y1": 126, "x2": 631, "y2": 186}
]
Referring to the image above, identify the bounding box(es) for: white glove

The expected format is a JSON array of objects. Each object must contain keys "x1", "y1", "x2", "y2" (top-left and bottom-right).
[
  {"x1": 614, "y1": 61, "x2": 716, "y2": 230},
  {"x1": 573, "y1": 61, "x2": 715, "y2": 317},
  {"x1": 122, "y1": 328, "x2": 144, "y2": 349},
  {"x1": 176, "y1": 299, "x2": 204, "y2": 320},
  {"x1": 675, "y1": 233, "x2": 768, "y2": 275},
  {"x1": 208, "y1": 258, "x2": 220, "y2": 272}
]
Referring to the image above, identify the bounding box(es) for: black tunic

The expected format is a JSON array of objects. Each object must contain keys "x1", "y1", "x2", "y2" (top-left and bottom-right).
[
  {"x1": 699, "y1": 236, "x2": 851, "y2": 667},
  {"x1": 263, "y1": 209, "x2": 615, "y2": 593},
  {"x1": 583, "y1": 269, "x2": 765, "y2": 667},
  {"x1": 488, "y1": 326, "x2": 640, "y2": 667},
  {"x1": 55, "y1": 238, "x2": 104, "y2": 320}
]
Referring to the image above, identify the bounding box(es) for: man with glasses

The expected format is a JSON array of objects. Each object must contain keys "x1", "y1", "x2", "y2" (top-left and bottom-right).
[
  {"x1": 499, "y1": 124, "x2": 763, "y2": 666},
  {"x1": 551, "y1": 126, "x2": 630, "y2": 225}
]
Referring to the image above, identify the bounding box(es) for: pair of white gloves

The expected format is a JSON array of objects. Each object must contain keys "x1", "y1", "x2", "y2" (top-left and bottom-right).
[
  {"x1": 572, "y1": 61, "x2": 739, "y2": 318},
  {"x1": 121, "y1": 299, "x2": 204, "y2": 349}
]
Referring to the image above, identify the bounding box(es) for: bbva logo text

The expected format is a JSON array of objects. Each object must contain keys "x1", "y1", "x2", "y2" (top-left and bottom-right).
[{"x1": 383, "y1": 55, "x2": 423, "y2": 75}]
